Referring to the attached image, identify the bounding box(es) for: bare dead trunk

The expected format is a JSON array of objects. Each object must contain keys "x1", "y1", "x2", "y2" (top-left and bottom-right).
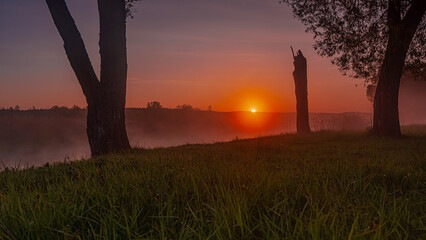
[{"x1": 292, "y1": 49, "x2": 311, "y2": 134}]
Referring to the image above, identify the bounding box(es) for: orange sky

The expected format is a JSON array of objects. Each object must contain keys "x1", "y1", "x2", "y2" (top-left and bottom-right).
[{"x1": 0, "y1": 0, "x2": 372, "y2": 113}]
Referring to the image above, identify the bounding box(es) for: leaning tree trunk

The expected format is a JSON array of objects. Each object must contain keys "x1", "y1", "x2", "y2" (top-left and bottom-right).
[
  {"x1": 373, "y1": 0, "x2": 426, "y2": 137},
  {"x1": 292, "y1": 49, "x2": 311, "y2": 134},
  {"x1": 373, "y1": 32, "x2": 406, "y2": 137},
  {"x1": 46, "y1": 0, "x2": 131, "y2": 156}
]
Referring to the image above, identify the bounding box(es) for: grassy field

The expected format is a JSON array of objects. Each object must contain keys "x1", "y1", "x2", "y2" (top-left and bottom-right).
[{"x1": 0, "y1": 131, "x2": 425, "y2": 239}]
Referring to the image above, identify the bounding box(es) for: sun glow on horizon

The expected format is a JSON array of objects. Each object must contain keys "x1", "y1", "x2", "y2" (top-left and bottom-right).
[{"x1": 218, "y1": 88, "x2": 288, "y2": 113}]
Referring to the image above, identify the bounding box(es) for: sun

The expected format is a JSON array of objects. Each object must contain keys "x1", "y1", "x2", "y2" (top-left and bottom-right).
[{"x1": 251, "y1": 108, "x2": 256, "y2": 113}]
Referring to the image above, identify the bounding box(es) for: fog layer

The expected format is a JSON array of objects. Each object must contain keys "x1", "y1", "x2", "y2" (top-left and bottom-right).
[{"x1": 0, "y1": 108, "x2": 375, "y2": 167}]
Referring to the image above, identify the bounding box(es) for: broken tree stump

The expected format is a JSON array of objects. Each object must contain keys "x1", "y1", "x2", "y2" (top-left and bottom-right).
[{"x1": 292, "y1": 48, "x2": 311, "y2": 134}]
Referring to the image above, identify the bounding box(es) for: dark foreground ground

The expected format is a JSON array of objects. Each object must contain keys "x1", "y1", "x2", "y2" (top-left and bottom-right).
[{"x1": 0, "y1": 131, "x2": 425, "y2": 239}]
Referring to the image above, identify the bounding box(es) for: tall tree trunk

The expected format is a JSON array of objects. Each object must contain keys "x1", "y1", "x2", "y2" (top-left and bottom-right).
[
  {"x1": 87, "y1": 94, "x2": 130, "y2": 156},
  {"x1": 373, "y1": 31, "x2": 405, "y2": 137},
  {"x1": 87, "y1": 0, "x2": 131, "y2": 156},
  {"x1": 373, "y1": 0, "x2": 426, "y2": 137},
  {"x1": 46, "y1": 0, "x2": 131, "y2": 156},
  {"x1": 292, "y1": 49, "x2": 311, "y2": 134}
]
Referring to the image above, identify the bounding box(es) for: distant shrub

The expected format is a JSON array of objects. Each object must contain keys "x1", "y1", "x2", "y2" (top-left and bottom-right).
[
  {"x1": 50, "y1": 106, "x2": 69, "y2": 111},
  {"x1": 147, "y1": 101, "x2": 162, "y2": 109},
  {"x1": 176, "y1": 104, "x2": 194, "y2": 111},
  {"x1": 71, "y1": 105, "x2": 81, "y2": 110}
]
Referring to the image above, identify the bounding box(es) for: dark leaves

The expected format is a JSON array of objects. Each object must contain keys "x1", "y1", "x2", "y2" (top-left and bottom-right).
[{"x1": 125, "y1": 0, "x2": 142, "y2": 19}]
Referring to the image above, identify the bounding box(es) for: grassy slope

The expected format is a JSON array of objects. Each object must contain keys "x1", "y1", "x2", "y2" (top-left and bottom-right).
[{"x1": 0, "y1": 132, "x2": 425, "y2": 239}]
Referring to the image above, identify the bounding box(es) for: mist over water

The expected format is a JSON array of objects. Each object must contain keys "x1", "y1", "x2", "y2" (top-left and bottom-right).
[
  {"x1": 0, "y1": 95, "x2": 424, "y2": 168},
  {"x1": 0, "y1": 109, "x2": 368, "y2": 168}
]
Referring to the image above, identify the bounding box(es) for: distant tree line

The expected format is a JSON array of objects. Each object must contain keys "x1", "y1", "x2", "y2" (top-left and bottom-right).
[
  {"x1": 0, "y1": 105, "x2": 85, "y2": 111},
  {"x1": 1, "y1": 103, "x2": 215, "y2": 112},
  {"x1": 146, "y1": 101, "x2": 212, "y2": 111}
]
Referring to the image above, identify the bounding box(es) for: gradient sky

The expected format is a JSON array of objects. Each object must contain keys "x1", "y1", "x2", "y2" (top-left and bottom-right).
[{"x1": 0, "y1": 0, "x2": 372, "y2": 113}]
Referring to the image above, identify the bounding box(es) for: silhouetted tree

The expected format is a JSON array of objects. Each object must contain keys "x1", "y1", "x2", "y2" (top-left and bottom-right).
[
  {"x1": 176, "y1": 104, "x2": 194, "y2": 111},
  {"x1": 71, "y1": 105, "x2": 81, "y2": 110},
  {"x1": 282, "y1": 0, "x2": 426, "y2": 137},
  {"x1": 45, "y1": 0, "x2": 140, "y2": 155},
  {"x1": 147, "y1": 101, "x2": 163, "y2": 109},
  {"x1": 292, "y1": 49, "x2": 311, "y2": 134}
]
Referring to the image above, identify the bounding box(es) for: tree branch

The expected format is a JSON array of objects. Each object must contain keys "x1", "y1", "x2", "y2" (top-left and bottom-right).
[
  {"x1": 402, "y1": 0, "x2": 426, "y2": 34},
  {"x1": 45, "y1": 0, "x2": 99, "y2": 104}
]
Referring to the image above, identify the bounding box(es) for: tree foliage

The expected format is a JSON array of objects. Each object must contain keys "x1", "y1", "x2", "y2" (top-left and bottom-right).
[
  {"x1": 281, "y1": 0, "x2": 426, "y2": 84},
  {"x1": 126, "y1": 0, "x2": 142, "y2": 18},
  {"x1": 147, "y1": 101, "x2": 163, "y2": 109},
  {"x1": 176, "y1": 104, "x2": 194, "y2": 111}
]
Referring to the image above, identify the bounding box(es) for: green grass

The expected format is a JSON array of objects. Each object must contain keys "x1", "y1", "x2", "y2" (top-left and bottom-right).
[{"x1": 0, "y1": 131, "x2": 425, "y2": 239}]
